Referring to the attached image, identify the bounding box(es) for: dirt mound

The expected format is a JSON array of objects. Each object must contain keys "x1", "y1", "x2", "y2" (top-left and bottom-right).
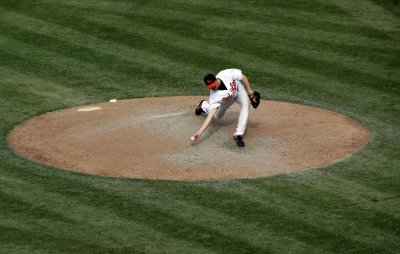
[{"x1": 8, "y1": 96, "x2": 371, "y2": 181}]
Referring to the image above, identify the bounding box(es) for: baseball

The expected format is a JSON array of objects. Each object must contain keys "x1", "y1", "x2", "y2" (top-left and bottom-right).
[{"x1": 190, "y1": 136, "x2": 195, "y2": 141}]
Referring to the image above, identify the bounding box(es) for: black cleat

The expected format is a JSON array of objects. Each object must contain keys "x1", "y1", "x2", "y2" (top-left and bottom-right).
[
  {"x1": 233, "y1": 135, "x2": 245, "y2": 147},
  {"x1": 195, "y1": 99, "x2": 205, "y2": 115}
]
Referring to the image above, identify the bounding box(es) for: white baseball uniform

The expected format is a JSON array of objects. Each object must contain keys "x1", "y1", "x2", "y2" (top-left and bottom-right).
[{"x1": 200, "y1": 69, "x2": 249, "y2": 136}]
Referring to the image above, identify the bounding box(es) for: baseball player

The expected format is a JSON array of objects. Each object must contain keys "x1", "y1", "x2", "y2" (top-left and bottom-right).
[{"x1": 192, "y1": 68, "x2": 260, "y2": 147}]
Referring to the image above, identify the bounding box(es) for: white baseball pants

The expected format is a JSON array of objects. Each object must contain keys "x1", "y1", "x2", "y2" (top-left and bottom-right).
[{"x1": 201, "y1": 83, "x2": 249, "y2": 136}]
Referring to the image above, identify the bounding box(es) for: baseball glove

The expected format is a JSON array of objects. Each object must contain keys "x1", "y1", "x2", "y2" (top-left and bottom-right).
[{"x1": 249, "y1": 91, "x2": 261, "y2": 109}]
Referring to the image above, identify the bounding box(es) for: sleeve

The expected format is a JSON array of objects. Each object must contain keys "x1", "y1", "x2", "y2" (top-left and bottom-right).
[
  {"x1": 208, "y1": 92, "x2": 221, "y2": 111},
  {"x1": 230, "y1": 69, "x2": 243, "y2": 81}
]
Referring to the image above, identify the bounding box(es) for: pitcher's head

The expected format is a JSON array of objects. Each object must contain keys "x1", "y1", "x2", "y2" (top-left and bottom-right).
[{"x1": 203, "y1": 74, "x2": 217, "y2": 89}]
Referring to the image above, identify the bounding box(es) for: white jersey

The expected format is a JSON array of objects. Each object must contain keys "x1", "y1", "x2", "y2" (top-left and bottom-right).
[
  {"x1": 199, "y1": 68, "x2": 249, "y2": 136},
  {"x1": 208, "y1": 69, "x2": 243, "y2": 111}
]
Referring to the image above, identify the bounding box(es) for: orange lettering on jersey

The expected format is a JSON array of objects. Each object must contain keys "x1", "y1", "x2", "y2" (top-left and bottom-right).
[
  {"x1": 222, "y1": 93, "x2": 233, "y2": 101},
  {"x1": 230, "y1": 81, "x2": 237, "y2": 92}
]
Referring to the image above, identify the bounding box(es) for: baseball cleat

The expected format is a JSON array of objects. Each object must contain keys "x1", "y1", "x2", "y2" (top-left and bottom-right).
[
  {"x1": 233, "y1": 135, "x2": 245, "y2": 147},
  {"x1": 195, "y1": 99, "x2": 206, "y2": 115}
]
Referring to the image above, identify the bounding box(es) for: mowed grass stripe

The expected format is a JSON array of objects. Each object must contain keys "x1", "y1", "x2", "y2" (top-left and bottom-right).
[
  {"x1": 164, "y1": 0, "x2": 397, "y2": 47},
  {"x1": 1, "y1": 165, "x2": 272, "y2": 253},
  {"x1": 4, "y1": 0, "x2": 398, "y2": 92},
  {"x1": 0, "y1": 35, "x2": 119, "y2": 91},
  {"x1": 195, "y1": 18, "x2": 399, "y2": 83},
  {"x1": 0, "y1": 0, "x2": 396, "y2": 145},
  {"x1": 0, "y1": 32, "x2": 190, "y2": 101},
  {"x1": 0, "y1": 48, "x2": 104, "y2": 107},
  {"x1": 38, "y1": 0, "x2": 399, "y2": 93},
  {"x1": 224, "y1": 183, "x2": 400, "y2": 251},
  {"x1": 331, "y1": 0, "x2": 400, "y2": 33},
  {"x1": 237, "y1": 179, "x2": 400, "y2": 244},
  {"x1": 102, "y1": 13, "x2": 398, "y2": 110},
  {"x1": 158, "y1": 183, "x2": 391, "y2": 253},
  {"x1": 0, "y1": 0, "x2": 399, "y2": 253},
  {"x1": 103, "y1": 184, "x2": 325, "y2": 253},
  {"x1": 0, "y1": 66, "x2": 89, "y2": 107},
  {"x1": 82, "y1": 0, "x2": 399, "y2": 65},
  {"x1": 63, "y1": 0, "x2": 394, "y2": 46},
  {"x1": 0, "y1": 30, "x2": 146, "y2": 98},
  {"x1": 2, "y1": 1, "x2": 396, "y2": 103},
  {"x1": 0, "y1": 225, "x2": 118, "y2": 254},
  {"x1": 158, "y1": 183, "x2": 376, "y2": 253},
  {"x1": 0, "y1": 8, "x2": 198, "y2": 85},
  {"x1": 15, "y1": 178, "x2": 270, "y2": 254},
  {"x1": 8, "y1": 1, "x2": 228, "y2": 80},
  {"x1": 0, "y1": 179, "x2": 214, "y2": 254},
  {"x1": 117, "y1": 8, "x2": 399, "y2": 85},
  {"x1": 0, "y1": 3, "x2": 288, "y2": 95},
  {"x1": 91, "y1": 2, "x2": 400, "y2": 97},
  {"x1": 0, "y1": 167, "x2": 331, "y2": 253},
  {"x1": 160, "y1": 0, "x2": 348, "y2": 19}
]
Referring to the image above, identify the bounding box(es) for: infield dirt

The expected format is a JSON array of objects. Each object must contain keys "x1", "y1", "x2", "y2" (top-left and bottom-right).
[{"x1": 8, "y1": 96, "x2": 371, "y2": 181}]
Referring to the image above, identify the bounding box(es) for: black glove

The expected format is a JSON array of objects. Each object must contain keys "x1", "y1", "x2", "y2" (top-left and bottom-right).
[{"x1": 249, "y1": 91, "x2": 261, "y2": 109}]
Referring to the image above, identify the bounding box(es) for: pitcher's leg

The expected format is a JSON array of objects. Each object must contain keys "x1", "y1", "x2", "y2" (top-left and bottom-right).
[
  {"x1": 199, "y1": 100, "x2": 209, "y2": 113},
  {"x1": 234, "y1": 84, "x2": 250, "y2": 136},
  {"x1": 214, "y1": 99, "x2": 234, "y2": 119}
]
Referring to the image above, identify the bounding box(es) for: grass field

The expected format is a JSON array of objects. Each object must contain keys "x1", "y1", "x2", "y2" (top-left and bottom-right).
[{"x1": 1, "y1": 0, "x2": 399, "y2": 253}]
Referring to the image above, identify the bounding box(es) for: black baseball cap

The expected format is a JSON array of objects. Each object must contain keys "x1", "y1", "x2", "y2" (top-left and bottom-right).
[{"x1": 203, "y1": 73, "x2": 217, "y2": 89}]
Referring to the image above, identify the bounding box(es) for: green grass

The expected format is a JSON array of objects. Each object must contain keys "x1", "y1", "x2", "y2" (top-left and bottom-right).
[{"x1": 1, "y1": 0, "x2": 399, "y2": 253}]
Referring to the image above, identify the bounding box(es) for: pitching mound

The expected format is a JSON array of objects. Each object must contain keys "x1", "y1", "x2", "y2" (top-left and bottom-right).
[{"x1": 8, "y1": 96, "x2": 370, "y2": 181}]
